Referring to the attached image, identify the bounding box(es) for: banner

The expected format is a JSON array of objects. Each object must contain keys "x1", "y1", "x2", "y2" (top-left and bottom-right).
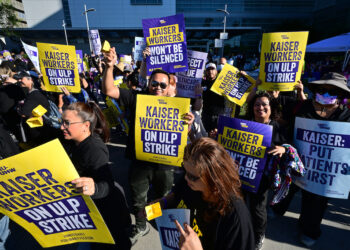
[
  {"x1": 37, "y1": 42, "x2": 81, "y2": 93},
  {"x1": 211, "y1": 64, "x2": 256, "y2": 106},
  {"x1": 142, "y1": 14, "x2": 188, "y2": 75},
  {"x1": 21, "y1": 40, "x2": 41, "y2": 73},
  {"x1": 134, "y1": 37, "x2": 146, "y2": 61},
  {"x1": 155, "y1": 209, "x2": 190, "y2": 250},
  {"x1": 0, "y1": 139, "x2": 114, "y2": 247},
  {"x1": 135, "y1": 95, "x2": 190, "y2": 166},
  {"x1": 176, "y1": 50, "x2": 207, "y2": 98},
  {"x1": 217, "y1": 116, "x2": 273, "y2": 193},
  {"x1": 76, "y1": 50, "x2": 84, "y2": 74},
  {"x1": 294, "y1": 117, "x2": 350, "y2": 199},
  {"x1": 89, "y1": 30, "x2": 102, "y2": 55},
  {"x1": 259, "y1": 31, "x2": 308, "y2": 91}
]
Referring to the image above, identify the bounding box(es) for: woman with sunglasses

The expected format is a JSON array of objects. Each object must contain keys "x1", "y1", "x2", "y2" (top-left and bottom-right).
[
  {"x1": 244, "y1": 92, "x2": 288, "y2": 250},
  {"x1": 61, "y1": 101, "x2": 132, "y2": 250},
  {"x1": 155, "y1": 137, "x2": 255, "y2": 250}
]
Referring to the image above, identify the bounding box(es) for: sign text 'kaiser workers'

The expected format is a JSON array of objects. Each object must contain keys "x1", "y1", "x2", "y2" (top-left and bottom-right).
[
  {"x1": 211, "y1": 64, "x2": 256, "y2": 106},
  {"x1": 142, "y1": 14, "x2": 188, "y2": 75},
  {"x1": 217, "y1": 116, "x2": 272, "y2": 193},
  {"x1": 0, "y1": 139, "x2": 114, "y2": 247},
  {"x1": 37, "y1": 42, "x2": 81, "y2": 93},
  {"x1": 259, "y1": 31, "x2": 308, "y2": 91},
  {"x1": 135, "y1": 95, "x2": 190, "y2": 166},
  {"x1": 294, "y1": 117, "x2": 350, "y2": 199}
]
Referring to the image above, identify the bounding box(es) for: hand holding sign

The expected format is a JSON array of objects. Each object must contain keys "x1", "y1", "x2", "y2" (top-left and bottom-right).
[
  {"x1": 174, "y1": 220, "x2": 203, "y2": 250},
  {"x1": 103, "y1": 47, "x2": 117, "y2": 68},
  {"x1": 71, "y1": 177, "x2": 95, "y2": 196}
]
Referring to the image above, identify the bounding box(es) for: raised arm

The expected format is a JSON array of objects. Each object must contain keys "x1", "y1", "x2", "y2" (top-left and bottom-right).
[{"x1": 102, "y1": 47, "x2": 120, "y2": 99}]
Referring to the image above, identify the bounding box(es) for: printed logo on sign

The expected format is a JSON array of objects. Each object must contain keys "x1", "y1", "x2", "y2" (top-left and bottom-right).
[
  {"x1": 0, "y1": 166, "x2": 16, "y2": 175},
  {"x1": 318, "y1": 123, "x2": 330, "y2": 130},
  {"x1": 160, "y1": 20, "x2": 166, "y2": 24},
  {"x1": 240, "y1": 123, "x2": 248, "y2": 128},
  {"x1": 158, "y1": 99, "x2": 167, "y2": 105},
  {"x1": 281, "y1": 35, "x2": 289, "y2": 39},
  {"x1": 51, "y1": 46, "x2": 59, "y2": 50},
  {"x1": 159, "y1": 227, "x2": 180, "y2": 249}
]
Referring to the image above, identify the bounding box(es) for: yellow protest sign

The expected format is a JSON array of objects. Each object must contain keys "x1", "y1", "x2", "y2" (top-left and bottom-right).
[
  {"x1": 0, "y1": 139, "x2": 114, "y2": 247},
  {"x1": 211, "y1": 64, "x2": 255, "y2": 106},
  {"x1": 26, "y1": 116, "x2": 44, "y2": 128},
  {"x1": 32, "y1": 105, "x2": 47, "y2": 117},
  {"x1": 259, "y1": 31, "x2": 309, "y2": 91},
  {"x1": 135, "y1": 95, "x2": 190, "y2": 166},
  {"x1": 37, "y1": 42, "x2": 81, "y2": 93},
  {"x1": 145, "y1": 202, "x2": 162, "y2": 221},
  {"x1": 101, "y1": 40, "x2": 111, "y2": 53}
]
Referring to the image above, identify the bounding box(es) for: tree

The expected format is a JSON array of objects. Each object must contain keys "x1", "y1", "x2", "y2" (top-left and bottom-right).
[{"x1": 0, "y1": 1, "x2": 21, "y2": 36}]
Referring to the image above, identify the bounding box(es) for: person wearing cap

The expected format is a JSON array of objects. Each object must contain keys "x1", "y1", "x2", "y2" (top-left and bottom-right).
[
  {"x1": 15, "y1": 71, "x2": 58, "y2": 146},
  {"x1": 102, "y1": 47, "x2": 194, "y2": 246},
  {"x1": 271, "y1": 72, "x2": 350, "y2": 247},
  {"x1": 202, "y1": 62, "x2": 226, "y2": 133}
]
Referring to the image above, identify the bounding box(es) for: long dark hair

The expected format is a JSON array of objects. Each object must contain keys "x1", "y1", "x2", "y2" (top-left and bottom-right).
[
  {"x1": 246, "y1": 92, "x2": 281, "y2": 121},
  {"x1": 66, "y1": 101, "x2": 110, "y2": 142},
  {"x1": 183, "y1": 137, "x2": 242, "y2": 217}
]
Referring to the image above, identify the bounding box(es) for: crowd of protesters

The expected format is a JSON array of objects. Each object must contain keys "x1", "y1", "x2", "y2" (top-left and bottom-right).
[{"x1": 0, "y1": 42, "x2": 349, "y2": 250}]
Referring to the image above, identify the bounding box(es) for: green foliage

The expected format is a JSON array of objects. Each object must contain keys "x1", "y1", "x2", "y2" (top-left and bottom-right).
[{"x1": 0, "y1": 1, "x2": 21, "y2": 36}]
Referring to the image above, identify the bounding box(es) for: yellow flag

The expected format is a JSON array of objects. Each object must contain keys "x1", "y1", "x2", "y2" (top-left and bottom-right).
[
  {"x1": 0, "y1": 139, "x2": 114, "y2": 247},
  {"x1": 211, "y1": 64, "x2": 256, "y2": 106},
  {"x1": 135, "y1": 95, "x2": 190, "y2": 166},
  {"x1": 37, "y1": 42, "x2": 81, "y2": 93},
  {"x1": 259, "y1": 31, "x2": 309, "y2": 91}
]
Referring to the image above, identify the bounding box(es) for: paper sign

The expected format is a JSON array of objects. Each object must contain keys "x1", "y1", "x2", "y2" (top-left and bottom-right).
[
  {"x1": 89, "y1": 30, "x2": 102, "y2": 55},
  {"x1": 37, "y1": 42, "x2": 81, "y2": 93},
  {"x1": 0, "y1": 139, "x2": 114, "y2": 247},
  {"x1": 21, "y1": 40, "x2": 41, "y2": 73},
  {"x1": 259, "y1": 31, "x2": 309, "y2": 91},
  {"x1": 176, "y1": 50, "x2": 207, "y2": 98},
  {"x1": 294, "y1": 117, "x2": 350, "y2": 198},
  {"x1": 155, "y1": 209, "x2": 190, "y2": 250},
  {"x1": 145, "y1": 202, "x2": 162, "y2": 221},
  {"x1": 211, "y1": 64, "x2": 255, "y2": 106},
  {"x1": 217, "y1": 116, "x2": 273, "y2": 192},
  {"x1": 135, "y1": 95, "x2": 190, "y2": 166},
  {"x1": 134, "y1": 37, "x2": 146, "y2": 61},
  {"x1": 142, "y1": 14, "x2": 188, "y2": 75}
]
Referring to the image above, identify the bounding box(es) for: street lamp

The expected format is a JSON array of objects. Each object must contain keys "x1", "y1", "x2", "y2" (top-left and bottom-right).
[
  {"x1": 62, "y1": 20, "x2": 68, "y2": 45},
  {"x1": 82, "y1": 4, "x2": 96, "y2": 54},
  {"x1": 216, "y1": 4, "x2": 230, "y2": 57}
]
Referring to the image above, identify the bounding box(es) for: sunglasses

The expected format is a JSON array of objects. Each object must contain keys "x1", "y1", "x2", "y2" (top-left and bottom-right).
[
  {"x1": 316, "y1": 88, "x2": 339, "y2": 96},
  {"x1": 181, "y1": 162, "x2": 200, "y2": 182},
  {"x1": 151, "y1": 80, "x2": 168, "y2": 89},
  {"x1": 61, "y1": 120, "x2": 86, "y2": 128}
]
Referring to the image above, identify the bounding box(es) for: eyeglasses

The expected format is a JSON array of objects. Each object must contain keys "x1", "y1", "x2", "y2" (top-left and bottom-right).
[
  {"x1": 151, "y1": 80, "x2": 168, "y2": 89},
  {"x1": 181, "y1": 162, "x2": 200, "y2": 182},
  {"x1": 317, "y1": 88, "x2": 339, "y2": 96},
  {"x1": 61, "y1": 120, "x2": 86, "y2": 128}
]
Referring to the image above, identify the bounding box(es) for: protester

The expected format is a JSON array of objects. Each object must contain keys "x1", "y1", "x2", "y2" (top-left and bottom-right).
[
  {"x1": 245, "y1": 92, "x2": 288, "y2": 249},
  {"x1": 155, "y1": 137, "x2": 254, "y2": 250},
  {"x1": 101, "y1": 47, "x2": 194, "y2": 245},
  {"x1": 271, "y1": 72, "x2": 350, "y2": 247},
  {"x1": 61, "y1": 101, "x2": 132, "y2": 250},
  {"x1": 202, "y1": 63, "x2": 226, "y2": 133},
  {"x1": 217, "y1": 57, "x2": 227, "y2": 72}
]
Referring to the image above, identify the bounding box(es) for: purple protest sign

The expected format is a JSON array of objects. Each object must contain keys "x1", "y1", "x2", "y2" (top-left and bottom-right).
[
  {"x1": 76, "y1": 50, "x2": 84, "y2": 73},
  {"x1": 142, "y1": 14, "x2": 188, "y2": 75},
  {"x1": 217, "y1": 116, "x2": 273, "y2": 193},
  {"x1": 176, "y1": 50, "x2": 207, "y2": 98}
]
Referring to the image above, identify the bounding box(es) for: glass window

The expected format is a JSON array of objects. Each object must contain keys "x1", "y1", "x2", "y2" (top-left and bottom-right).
[{"x1": 131, "y1": 0, "x2": 162, "y2": 5}]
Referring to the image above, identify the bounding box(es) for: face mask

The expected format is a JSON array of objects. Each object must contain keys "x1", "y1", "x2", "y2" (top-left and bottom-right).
[
  {"x1": 315, "y1": 92, "x2": 338, "y2": 105},
  {"x1": 217, "y1": 64, "x2": 224, "y2": 71}
]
